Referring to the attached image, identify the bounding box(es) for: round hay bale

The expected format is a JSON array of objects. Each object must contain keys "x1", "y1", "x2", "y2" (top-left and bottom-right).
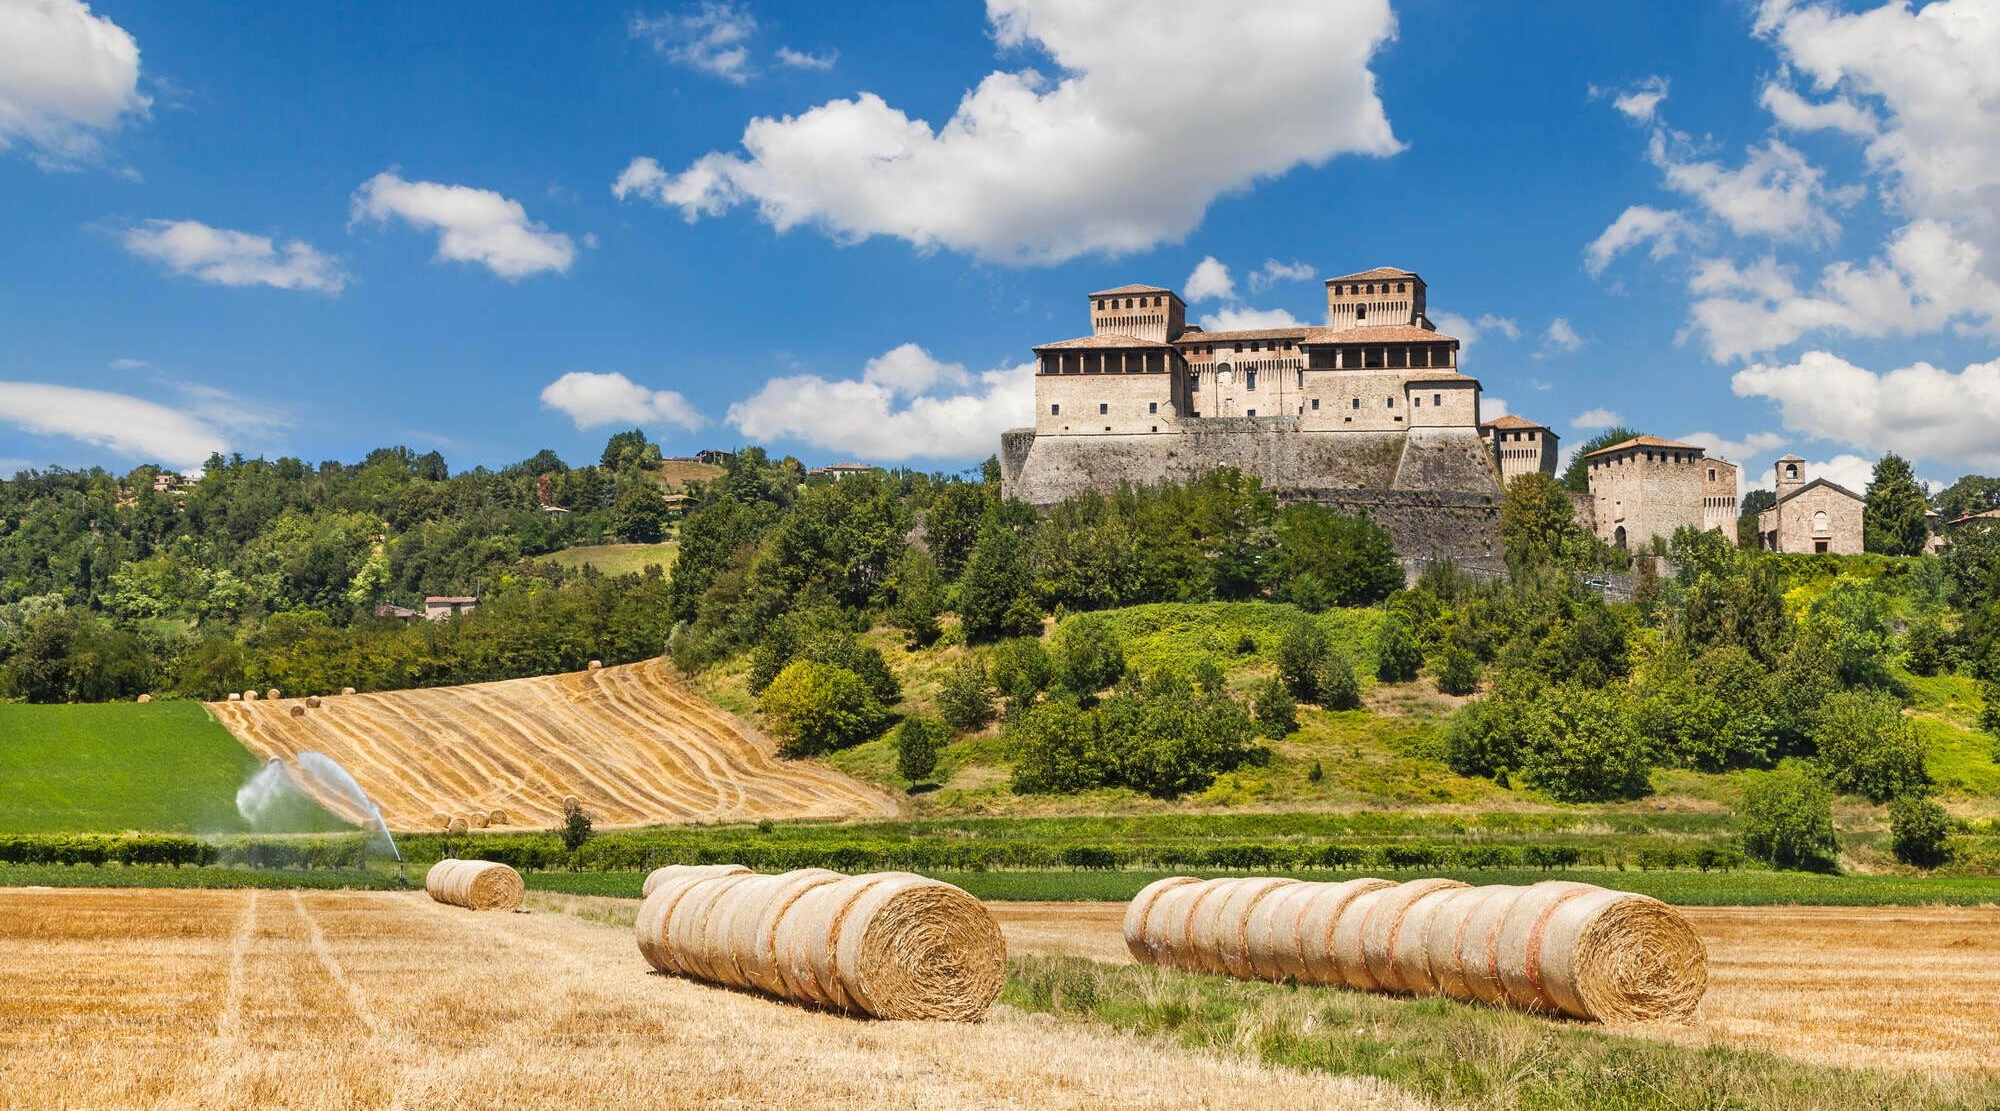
[
  {"x1": 562, "y1": 794, "x2": 579, "y2": 810},
  {"x1": 487, "y1": 809, "x2": 507, "y2": 827},
  {"x1": 642, "y1": 863, "x2": 757, "y2": 898},
  {"x1": 1291, "y1": 878, "x2": 1394, "y2": 986},
  {"x1": 1243, "y1": 880, "x2": 1325, "y2": 982},
  {"x1": 1358, "y1": 878, "x2": 1468, "y2": 995},
  {"x1": 587, "y1": 659, "x2": 603, "y2": 671},
  {"x1": 473, "y1": 812, "x2": 489, "y2": 829},
  {"x1": 266, "y1": 688, "x2": 281, "y2": 701},
  {"x1": 227, "y1": 692, "x2": 242, "y2": 702},
  {"x1": 243, "y1": 689, "x2": 258, "y2": 701},
  {"x1": 1202, "y1": 877, "x2": 1299, "y2": 980},
  {"x1": 289, "y1": 705, "x2": 305, "y2": 718},
  {"x1": 1451, "y1": 884, "x2": 1525, "y2": 1007},
  {"x1": 638, "y1": 867, "x2": 1005, "y2": 1021},
  {"x1": 424, "y1": 859, "x2": 524, "y2": 911},
  {"x1": 1123, "y1": 876, "x2": 1202, "y2": 965},
  {"x1": 1375, "y1": 879, "x2": 1469, "y2": 996},
  {"x1": 446, "y1": 816, "x2": 468, "y2": 834},
  {"x1": 340, "y1": 686, "x2": 356, "y2": 696},
  {"x1": 433, "y1": 812, "x2": 451, "y2": 829},
  {"x1": 305, "y1": 695, "x2": 322, "y2": 708},
  {"x1": 136, "y1": 693, "x2": 151, "y2": 703},
  {"x1": 1420, "y1": 886, "x2": 1513, "y2": 1004},
  {"x1": 1494, "y1": 881, "x2": 1707, "y2": 1023}
]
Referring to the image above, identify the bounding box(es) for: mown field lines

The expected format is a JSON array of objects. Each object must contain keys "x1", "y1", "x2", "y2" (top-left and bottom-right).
[{"x1": 209, "y1": 660, "x2": 899, "y2": 831}]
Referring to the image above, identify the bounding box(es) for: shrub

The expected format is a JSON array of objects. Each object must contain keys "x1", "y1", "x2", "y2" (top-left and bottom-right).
[
  {"x1": 1319, "y1": 650, "x2": 1363, "y2": 710},
  {"x1": 937, "y1": 658, "x2": 996, "y2": 732},
  {"x1": 759, "y1": 660, "x2": 886, "y2": 756},
  {"x1": 1307, "y1": 759, "x2": 1325, "y2": 784},
  {"x1": 558, "y1": 798, "x2": 594, "y2": 854},
  {"x1": 1740, "y1": 764, "x2": 1839, "y2": 872},
  {"x1": 989, "y1": 637, "x2": 1052, "y2": 710},
  {"x1": 1276, "y1": 620, "x2": 1329, "y2": 701},
  {"x1": 1049, "y1": 613, "x2": 1126, "y2": 701},
  {"x1": 1888, "y1": 795, "x2": 1953, "y2": 869},
  {"x1": 1518, "y1": 685, "x2": 1651, "y2": 802},
  {"x1": 1902, "y1": 612, "x2": 1953, "y2": 677},
  {"x1": 1443, "y1": 692, "x2": 1526, "y2": 778},
  {"x1": 1435, "y1": 646, "x2": 1482, "y2": 696},
  {"x1": 894, "y1": 715, "x2": 948, "y2": 784},
  {"x1": 1058, "y1": 845, "x2": 1122, "y2": 870},
  {"x1": 1375, "y1": 615, "x2": 1422, "y2": 682},
  {"x1": 1812, "y1": 690, "x2": 1930, "y2": 803},
  {"x1": 1253, "y1": 677, "x2": 1298, "y2": 738}
]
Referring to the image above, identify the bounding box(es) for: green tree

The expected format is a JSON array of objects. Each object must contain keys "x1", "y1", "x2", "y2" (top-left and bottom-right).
[
  {"x1": 1276, "y1": 619, "x2": 1330, "y2": 702},
  {"x1": 923, "y1": 482, "x2": 989, "y2": 580},
  {"x1": 1049, "y1": 613, "x2": 1126, "y2": 701},
  {"x1": 988, "y1": 636, "x2": 1052, "y2": 710},
  {"x1": 1863, "y1": 453, "x2": 1931, "y2": 556},
  {"x1": 599, "y1": 429, "x2": 656, "y2": 472},
  {"x1": 1812, "y1": 690, "x2": 1929, "y2": 803},
  {"x1": 1888, "y1": 795, "x2": 1953, "y2": 869},
  {"x1": 1740, "y1": 764, "x2": 1839, "y2": 872},
  {"x1": 1375, "y1": 613, "x2": 1422, "y2": 682},
  {"x1": 1560, "y1": 426, "x2": 1643, "y2": 491},
  {"x1": 1268, "y1": 505, "x2": 1402, "y2": 608},
  {"x1": 1008, "y1": 701, "x2": 1107, "y2": 794},
  {"x1": 1253, "y1": 677, "x2": 1298, "y2": 738},
  {"x1": 937, "y1": 658, "x2": 995, "y2": 732},
  {"x1": 1738, "y1": 489, "x2": 1776, "y2": 548},
  {"x1": 558, "y1": 797, "x2": 594, "y2": 854},
  {"x1": 1902, "y1": 611, "x2": 1953, "y2": 677},
  {"x1": 958, "y1": 511, "x2": 1041, "y2": 643},
  {"x1": 1632, "y1": 646, "x2": 1776, "y2": 771},
  {"x1": 758, "y1": 660, "x2": 886, "y2": 757},
  {"x1": 1498, "y1": 473, "x2": 1585, "y2": 569},
  {"x1": 1319, "y1": 650, "x2": 1362, "y2": 710},
  {"x1": 1517, "y1": 685, "x2": 1651, "y2": 802},
  {"x1": 1980, "y1": 677, "x2": 2000, "y2": 739},
  {"x1": 610, "y1": 482, "x2": 669, "y2": 543},
  {"x1": 1435, "y1": 645, "x2": 1482, "y2": 696},
  {"x1": 894, "y1": 716, "x2": 948, "y2": 784},
  {"x1": 1934, "y1": 474, "x2": 2000, "y2": 523},
  {"x1": 890, "y1": 545, "x2": 946, "y2": 648}
]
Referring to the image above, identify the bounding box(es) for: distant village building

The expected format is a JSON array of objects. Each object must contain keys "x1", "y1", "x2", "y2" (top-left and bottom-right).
[
  {"x1": 808, "y1": 462, "x2": 877, "y2": 481},
  {"x1": 151, "y1": 471, "x2": 190, "y2": 493},
  {"x1": 424, "y1": 596, "x2": 478, "y2": 621},
  {"x1": 692, "y1": 449, "x2": 736, "y2": 466},
  {"x1": 1580, "y1": 436, "x2": 1738, "y2": 550},
  {"x1": 999, "y1": 266, "x2": 1508, "y2": 559},
  {"x1": 1480, "y1": 415, "x2": 1559, "y2": 486},
  {"x1": 1757, "y1": 456, "x2": 1863, "y2": 554},
  {"x1": 374, "y1": 603, "x2": 418, "y2": 620}
]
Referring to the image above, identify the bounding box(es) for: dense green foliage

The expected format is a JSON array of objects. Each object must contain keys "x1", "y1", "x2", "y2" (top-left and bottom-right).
[
  {"x1": 0, "y1": 702, "x2": 343, "y2": 833},
  {"x1": 1864, "y1": 453, "x2": 1932, "y2": 556},
  {"x1": 893, "y1": 716, "x2": 947, "y2": 783},
  {"x1": 758, "y1": 659, "x2": 888, "y2": 757},
  {"x1": 1739, "y1": 764, "x2": 1839, "y2": 871},
  {"x1": 0, "y1": 437, "x2": 695, "y2": 700},
  {"x1": 1889, "y1": 795, "x2": 1953, "y2": 869}
]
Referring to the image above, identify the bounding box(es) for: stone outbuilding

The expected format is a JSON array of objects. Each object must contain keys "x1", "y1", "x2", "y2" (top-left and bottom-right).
[
  {"x1": 1757, "y1": 456, "x2": 1863, "y2": 554},
  {"x1": 1581, "y1": 436, "x2": 1736, "y2": 550},
  {"x1": 1481, "y1": 414, "x2": 1559, "y2": 486}
]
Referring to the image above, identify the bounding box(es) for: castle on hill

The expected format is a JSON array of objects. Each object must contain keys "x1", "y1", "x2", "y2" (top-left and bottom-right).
[{"x1": 999, "y1": 267, "x2": 1509, "y2": 557}]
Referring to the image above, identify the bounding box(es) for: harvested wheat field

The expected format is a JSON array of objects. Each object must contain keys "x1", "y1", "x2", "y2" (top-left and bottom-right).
[
  {"x1": 0, "y1": 888, "x2": 1422, "y2": 1111},
  {"x1": 209, "y1": 660, "x2": 899, "y2": 830},
  {"x1": 987, "y1": 900, "x2": 2000, "y2": 1074}
]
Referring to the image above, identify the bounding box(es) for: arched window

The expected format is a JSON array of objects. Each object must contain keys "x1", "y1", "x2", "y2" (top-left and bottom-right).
[
  {"x1": 1614, "y1": 526, "x2": 1627, "y2": 550},
  {"x1": 1785, "y1": 463, "x2": 1799, "y2": 480},
  {"x1": 1356, "y1": 304, "x2": 1367, "y2": 320},
  {"x1": 1813, "y1": 510, "x2": 1830, "y2": 533}
]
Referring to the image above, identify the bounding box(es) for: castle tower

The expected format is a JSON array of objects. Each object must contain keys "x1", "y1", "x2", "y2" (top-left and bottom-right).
[
  {"x1": 1325, "y1": 267, "x2": 1427, "y2": 332},
  {"x1": 1090, "y1": 284, "x2": 1185, "y2": 343},
  {"x1": 1774, "y1": 454, "x2": 1806, "y2": 499}
]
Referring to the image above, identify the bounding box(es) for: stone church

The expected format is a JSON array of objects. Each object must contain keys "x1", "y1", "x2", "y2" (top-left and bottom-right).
[{"x1": 1756, "y1": 456, "x2": 1864, "y2": 554}]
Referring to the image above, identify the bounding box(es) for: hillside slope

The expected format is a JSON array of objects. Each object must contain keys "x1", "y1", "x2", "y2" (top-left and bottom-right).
[{"x1": 209, "y1": 660, "x2": 899, "y2": 830}]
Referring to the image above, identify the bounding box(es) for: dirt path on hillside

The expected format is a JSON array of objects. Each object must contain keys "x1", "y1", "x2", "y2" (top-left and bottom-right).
[
  {"x1": 987, "y1": 901, "x2": 2000, "y2": 1074},
  {"x1": 208, "y1": 659, "x2": 901, "y2": 831},
  {"x1": 0, "y1": 888, "x2": 1422, "y2": 1111}
]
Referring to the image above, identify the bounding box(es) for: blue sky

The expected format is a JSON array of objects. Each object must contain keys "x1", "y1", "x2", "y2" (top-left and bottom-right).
[{"x1": 3, "y1": 0, "x2": 1998, "y2": 494}]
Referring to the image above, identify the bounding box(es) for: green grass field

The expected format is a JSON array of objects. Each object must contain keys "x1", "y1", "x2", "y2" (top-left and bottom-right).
[
  {"x1": 545, "y1": 541, "x2": 679, "y2": 578},
  {"x1": 0, "y1": 863, "x2": 401, "y2": 890},
  {"x1": 0, "y1": 702, "x2": 344, "y2": 834}
]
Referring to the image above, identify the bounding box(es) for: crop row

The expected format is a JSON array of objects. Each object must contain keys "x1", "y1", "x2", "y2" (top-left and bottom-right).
[{"x1": 0, "y1": 834, "x2": 369, "y2": 871}]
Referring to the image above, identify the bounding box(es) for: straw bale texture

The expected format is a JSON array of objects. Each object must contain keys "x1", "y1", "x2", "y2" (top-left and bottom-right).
[
  {"x1": 635, "y1": 867, "x2": 1006, "y2": 1021},
  {"x1": 305, "y1": 695, "x2": 322, "y2": 708},
  {"x1": 243, "y1": 690, "x2": 258, "y2": 701},
  {"x1": 588, "y1": 659, "x2": 603, "y2": 671},
  {"x1": 446, "y1": 817, "x2": 467, "y2": 834},
  {"x1": 340, "y1": 686, "x2": 356, "y2": 695},
  {"x1": 227, "y1": 693, "x2": 241, "y2": 702},
  {"x1": 289, "y1": 705, "x2": 305, "y2": 718},
  {"x1": 1124, "y1": 876, "x2": 1706, "y2": 1023},
  {"x1": 425, "y1": 859, "x2": 525, "y2": 911},
  {"x1": 136, "y1": 693, "x2": 151, "y2": 703},
  {"x1": 266, "y1": 689, "x2": 281, "y2": 701}
]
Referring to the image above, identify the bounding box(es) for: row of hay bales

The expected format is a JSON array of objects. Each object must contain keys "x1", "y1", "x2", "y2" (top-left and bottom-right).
[
  {"x1": 1124, "y1": 876, "x2": 1708, "y2": 1024},
  {"x1": 421, "y1": 863, "x2": 1704, "y2": 1027},
  {"x1": 220, "y1": 686, "x2": 357, "y2": 703},
  {"x1": 433, "y1": 809, "x2": 511, "y2": 832}
]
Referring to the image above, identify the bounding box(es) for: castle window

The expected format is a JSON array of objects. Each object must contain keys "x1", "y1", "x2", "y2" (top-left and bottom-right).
[
  {"x1": 1413, "y1": 396, "x2": 1421, "y2": 407},
  {"x1": 1148, "y1": 402, "x2": 1158, "y2": 414},
  {"x1": 1356, "y1": 304, "x2": 1367, "y2": 320},
  {"x1": 1050, "y1": 403, "x2": 1060, "y2": 415},
  {"x1": 1365, "y1": 283, "x2": 1374, "y2": 294},
  {"x1": 1099, "y1": 403, "x2": 1108, "y2": 414},
  {"x1": 1234, "y1": 343, "x2": 1244, "y2": 353},
  {"x1": 1296, "y1": 369, "x2": 1304, "y2": 388},
  {"x1": 1397, "y1": 282, "x2": 1406, "y2": 292},
  {"x1": 1709, "y1": 468, "x2": 1717, "y2": 481},
  {"x1": 1785, "y1": 463, "x2": 1799, "y2": 480},
  {"x1": 1351, "y1": 398, "x2": 1360, "y2": 409},
  {"x1": 1311, "y1": 398, "x2": 1320, "y2": 410},
  {"x1": 1434, "y1": 393, "x2": 1442, "y2": 406},
  {"x1": 1386, "y1": 397, "x2": 1395, "y2": 408},
  {"x1": 1246, "y1": 409, "x2": 1256, "y2": 417},
  {"x1": 1246, "y1": 370, "x2": 1258, "y2": 390}
]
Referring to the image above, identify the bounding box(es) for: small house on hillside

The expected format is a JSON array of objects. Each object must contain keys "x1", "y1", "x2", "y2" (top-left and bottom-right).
[
  {"x1": 692, "y1": 448, "x2": 736, "y2": 466},
  {"x1": 424, "y1": 596, "x2": 478, "y2": 621},
  {"x1": 809, "y1": 462, "x2": 876, "y2": 481},
  {"x1": 374, "y1": 603, "x2": 418, "y2": 620}
]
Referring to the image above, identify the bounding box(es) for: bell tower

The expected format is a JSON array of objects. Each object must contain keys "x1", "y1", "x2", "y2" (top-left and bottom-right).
[{"x1": 1325, "y1": 267, "x2": 1427, "y2": 332}]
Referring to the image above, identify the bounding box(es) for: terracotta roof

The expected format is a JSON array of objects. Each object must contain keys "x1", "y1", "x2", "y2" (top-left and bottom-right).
[
  {"x1": 1172, "y1": 326, "x2": 1310, "y2": 345},
  {"x1": 1325, "y1": 266, "x2": 1418, "y2": 283},
  {"x1": 1090, "y1": 283, "x2": 1176, "y2": 298},
  {"x1": 1480, "y1": 414, "x2": 1549, "y2": 431},
  {"x1": 425, "y1": 595, "x2": 477, "y2": 604},
  {"x1": 1302, "y1": 324, "x2": 1457, "y2": 345},
  {"x1": 1581, "y1": 435, "x2": 1706, "y2": 460},
  {"x1": 1773, "y1": 476, "x2": 1864, "y2": 507},
  {"x1": 1405, "y1": 371, "x2": 1477, "y2": 384},
  {"x1": 1948, "y1": 508, "x2": 2000, "y2": 527},
  {"x1": 1033, "y1": 333, "x2": 1174, "y2": 350}
]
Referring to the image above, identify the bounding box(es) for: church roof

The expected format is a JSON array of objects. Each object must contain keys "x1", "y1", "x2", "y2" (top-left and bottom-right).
[
  {"x1": 1948, "y1": 508, "x2": 2000, "y2": 527},
  {"x1": 1481, "y1": 414, "x2": 1550, "y2": 431},
  {"x1": 1774, "y1": 476, "x2": 1865, "y2": 508},
  {"x1": 1303, "y1": 324, "x2": 1456, "y2": 344},
  {"x1": 1581, "y1": 435, "x2": 1706, "y2": 460},
  {"x1": 1033, "y1": 333, "x2": 1174, "y2": 350},
  {"x1": 1172, "y1": 326, "x2": 1309, "y2": 344},
  {"x1": 1090, "y1": 283, "x2": 1177, "y2": 298},
  {"x1": 1325, "y1": 266, "x2": 1418, "y2": 283}
]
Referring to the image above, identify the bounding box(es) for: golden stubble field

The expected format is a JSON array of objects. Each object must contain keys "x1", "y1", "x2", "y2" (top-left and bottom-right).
[
  {"x1": 0, "y1": 888, "x2": 1421, "y2": 1111},
  {"x1": 986, "y1": 900, "x2": 2000, "y2": 1074},
  {"x1": 209, "y1": 660, "x2": 900, "y2": 831}
]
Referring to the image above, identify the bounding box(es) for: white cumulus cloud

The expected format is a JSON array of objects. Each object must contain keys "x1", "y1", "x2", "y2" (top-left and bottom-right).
[
  {"x1": 1249, "y1": 258, "x2": 1316, "y2": 292},
  {"x1": 615, "y1": 0, "x2": 1402, "y2": 264},
  {"x1": 0, "y1": 381, "x2": 229, "y2": 470},
  {"x1": 1197, "y1": 306, "x2": 1305, "y2": 331},
  {"x1": 1732, "y1": 349, "x2": 2000, "y2": 470},
  {"x1": 1184, "y1": 256, "x2": 1235, "y2": 303},
  {"x1": 123, "y1": 219, "x2": 348, "y2": 293},
  {"x1": 1539, "y1": 317, "x2": 1585, "y2": 356},
  {"x1": 632, "y1": 3, "x2": 758, "y2": 84},
  {"x1": 540, "y1": 371, "x2": 705, "y2": 432},
  {"x1": 1570, "y1": 407, "x2": 1623, "y2": 431},
  {"x1": 352, "y1": 171, "x2": 575, "y2": 280},
  {"x1": 1676, "y1": 429, "x2": 1788, "y2": 465},
  {"x1": 727, "y1": 343, "x2": 1032, "y2": 461},
  {"x1": 1595, "y1": 75, "x2": 1670, "y2": 123},
  {"x1": 1585, "y1": 205, "x2": 1688, "y2": 276},
  {"x1": 775, "y1": 46, "x2": 836, "y2": 71},
  {"x1": 1431, "y1": 311, "x2": 1520, "y2": 352},
  {"x1": 0, "y1": 0, "x2": 148, "y2": 167}
]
